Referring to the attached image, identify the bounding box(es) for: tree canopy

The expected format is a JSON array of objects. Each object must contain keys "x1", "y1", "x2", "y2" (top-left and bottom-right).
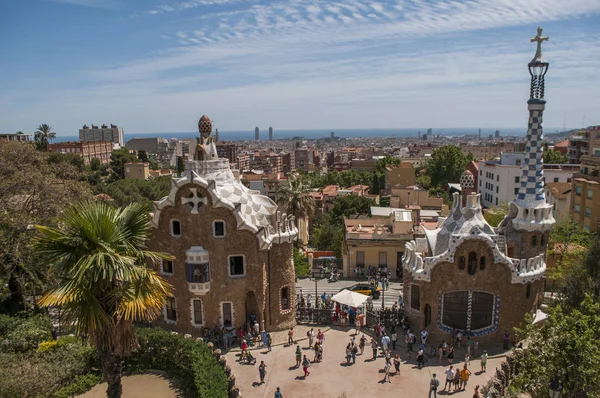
[
  {"x1": 109, "y1": 148, "x2": 138, "y2": 181},
  {"x1": 277, "y1": 175, "x2": 315, "y2": 221},
  {"x1": 426, "y1": 145, "x2": 472, "y2": 188},
  {"x1": 34, "y1": 124, "x2": 56, "y2": 152},
  {"x1": 93, "y1": 176, "x2": 172, "y2": 210},
  {"x1": 543, "y1": 148, "x2": 568, "y2": 164},
  {"x1": 304, "y1": 169, "x2": 373, "y2": 189}
]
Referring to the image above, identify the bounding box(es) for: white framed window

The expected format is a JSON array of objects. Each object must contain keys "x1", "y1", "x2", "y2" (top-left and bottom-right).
[
  {"x1": 164, "y1": 297, "x2": 177, "y2": 324},
  {"x1": 281, "y1": 286, "x2": 290, "y2": 311},
  {"x1": 228, "y1": 255, "x2": 246, "y2": 277},
  {"x1": 213, "y1": 220, "x2": 226, "y2": 238},
  {"x1": 191, "y1": 299, "x2": 204, "y2": 327},
  {"x1": 171, "y1": 219, "x2": 181, "y2": 237},
  {"x1": 161, "y1": 258, "x2": 174, "y2": 275}
]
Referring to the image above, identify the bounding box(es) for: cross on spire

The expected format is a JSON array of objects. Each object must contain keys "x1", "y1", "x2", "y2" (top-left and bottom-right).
[
  {"x1": 181, "y1": 188, "x2": 207, "y2": 214},
  {"x1": 530, "y1": 26, "x2": 548, "y2": 61}
]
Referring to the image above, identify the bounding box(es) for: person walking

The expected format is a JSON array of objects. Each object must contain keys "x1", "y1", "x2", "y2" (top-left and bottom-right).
[
  {"x1": 351, "y1": 342, "x2": 357, "y2": 364},
  {"x1": 302, "y1": 355, "x2": 311, "y2": 377},
  {"x1": 429, "y1": 373, "x2": 440, "y2": 398},
  {"x1": 405, "y1": 334, "x2": 413, "y2": 359},
  {"x1": 381, "y1": 333, "x2": 390, "y2": 352},
  {"x1": 453, "y1": 367, "x2": 461, "y2": 392},
  {"x1": 383, "y1": 359, "x2": 392, "y2": 383},
  {"x1": 443, "y1": 365, "x2": 455, "y2": 391},
  {"x1": 393, "y1": 354, "x2": 401, "y2": 375},
  {"x1": 391, "y1": 331, "x2": 397, "y2": 350},
  {"x1": 438, "y1": 345, "x2": 444, "y2": 364},
  {"x1": 317, "y1": 329, "x2": 324, "y2": 345},
  {"x1": 258, "y1": 361, "x2": 267, "y2": 384},
  {"x1": 447, "y1": 345, "x2": 455, "y2": 364},
  {"x1": 460, "y1": 364, "x2": 472, "y2": 391},
  {"x1": 421, "y1": 329, "x2": 429, "y2": 345},
  {"x1": 295, "y1": 345, "x2": 302, "y2": 367},
  {"x1": 480, "y1": 350, "x2": 488, "y2": 372},
  {"x1": 417, "y1": 346, "x2": 425, "y2": 369},
  {"x1": 473, "y1": 385, "x2": 481, "y2": 398},
  {"x1": 371, "y1": 338, "x2": 378, "y2": 360},
  {"x1": 359, "y1": 334, "x2": 366, "y2": 355},
  {"x1": 503, "y1": 330, "x2": 510, "y2": 350},
  {"x1": 345, "y1": 343, "x2": 352, "y2": 365},
  {"x1": 262, "y1": 330, "x2": 268, "y2": 348},
  {"x1": 274, "y1": 387, "x2": 283, "y2": 398},
  {"x1": 288, "y1": 328, "x2": 294, "y2": 346},
  {"x1": 267, "y1": 333, "x2": 272, "y2": 352}
]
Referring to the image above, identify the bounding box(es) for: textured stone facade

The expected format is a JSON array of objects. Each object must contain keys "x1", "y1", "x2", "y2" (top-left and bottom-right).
[
  {"x1": 403, "y1": 239, "x2": 544, "y2": 344},
  {"x1": 149, "y1": 115, "x2": 297, "y2": 335}
]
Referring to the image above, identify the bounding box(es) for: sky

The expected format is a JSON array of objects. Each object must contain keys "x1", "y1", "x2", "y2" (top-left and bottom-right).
[{"x1": 0, "y1": 0, "x2": 599, "y2": 136}]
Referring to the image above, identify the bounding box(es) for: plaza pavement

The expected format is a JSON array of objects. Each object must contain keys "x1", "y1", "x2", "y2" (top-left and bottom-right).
[{"x1": 227, "y1": 327, "x2": 505, "y2": 398}]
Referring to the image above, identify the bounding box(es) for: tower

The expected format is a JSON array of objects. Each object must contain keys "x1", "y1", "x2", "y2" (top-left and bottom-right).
[
  {"x1": 499, "y1": 27, "x2": 555, "y2": 260},
  {"x1": 255, "y1": 127, "x2": 260, "y2": 141},
  {"x1": 215, "y1": 128, "x2": 220, "y2": 142},
  {"x1": 478, "y1": 128, "x2": 481, "y2": 140},
  {"x1": 269, "y1": 126, "x2": 273, "y2": 141}
]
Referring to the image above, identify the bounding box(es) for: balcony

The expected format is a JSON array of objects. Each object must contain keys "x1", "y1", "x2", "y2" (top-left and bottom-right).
[{"x1": 188, "y1": 281, "x2": 211, "y2": 295}]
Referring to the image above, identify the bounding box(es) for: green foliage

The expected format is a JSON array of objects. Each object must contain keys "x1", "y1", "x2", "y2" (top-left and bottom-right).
[
  {"x1": 293, "y1": 247, "x2": 310, "y2": 277},
  {"x1": 304, "y1": 169, "x2": 373, "y2": 189},
  {"x1": 543, "y1": 148, "x2": 568, "y2": 164},
  {"x1": 93, "y1": 175, "x2": 172, "y2": 209},
  {"x1": 34, "y1": 124, "x2": 56, "y2": 152},
  {"x1": 513, "y1": 296, "x2": 600, "y2": 397},
  {"x1": 330, "y1": 195, "x2": 373, "y2": 224},
  {"x1": 176, "y1": 156, "x2": 185, "y2": 176},
  {"x1": 0, "y1": 312, "x2": 52, "y2": 352},
  {"x1": 90, "y1": 157, "x2": 101, "y2": 171},
  {"x1": 426, "y1": 145, "x2": 470, "y2": 188},
  {"x1": 372, "y1": 156, "x2": 402, "y2": 194},
  {"x1": 54, "y1": 373, "x2": 103, "y2": 398},
  {"x1": 47, "y1": 152, "x2": 85, "y2": 172},
  {"x1": 126, "y1": 327, "x2": 228, "y2": 398},
  {"x1": 483, "y1": 203, "x2": 509, "y2": 227},
  {"x1": 137, "y1": 150, "x2": 149, "y2": 162},
  {"x1": 109, "y1": 147, "x2": 138, "y2": 180},
  {"x1": 277, "y1": 175, "x2": 315, "y2": 220}
]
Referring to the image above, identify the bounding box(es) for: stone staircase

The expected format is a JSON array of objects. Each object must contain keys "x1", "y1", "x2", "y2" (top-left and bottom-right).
[{"x1": 496, "y1": 234, "x2": 507, "y2": 254}]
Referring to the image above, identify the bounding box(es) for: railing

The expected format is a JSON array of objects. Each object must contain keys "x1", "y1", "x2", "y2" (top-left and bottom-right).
[
  {"x1": 188, "y1": 281, "x2": 210, "y2": 295},
  {"x1": 295, "y1": 307, "x2": 333, "y2": 325},
  {"x1": 346, "y1": 232, "x2": 414, "y2": 241}
]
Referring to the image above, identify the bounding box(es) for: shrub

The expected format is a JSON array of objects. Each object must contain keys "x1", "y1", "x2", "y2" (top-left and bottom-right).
[
  {"x1": 0, "y1": 312, "x2": 52, "y2": 352},
  {"x1": 126, "y1": 327, "x2": 228, "y2": 398},
  {"x1": 54, "y1": 373, "x2": 103, "y2": 398}
]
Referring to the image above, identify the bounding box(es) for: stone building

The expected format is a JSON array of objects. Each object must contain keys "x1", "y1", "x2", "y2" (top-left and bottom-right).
[
  {"x1": 401, "y1": 29, "x2": 554, "y2": 343},
  {"x1": 149, "y1": 115, "x2": 297, "y2": 334},
  {"x1": 48, "y1": 140, "x2": 113, "y2": 165}
]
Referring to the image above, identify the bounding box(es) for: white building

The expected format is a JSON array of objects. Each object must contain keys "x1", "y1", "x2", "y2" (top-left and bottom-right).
[
  {"x1": 79, "y1": 124, "x2": 124, "y2": 147},
  {"x1": 477, "y1": 153, "x2": 579, "y2": 208}
]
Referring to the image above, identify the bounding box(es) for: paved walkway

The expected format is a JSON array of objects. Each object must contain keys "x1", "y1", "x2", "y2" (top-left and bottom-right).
[
  {"x1": 227, "y1": 328, "x2": 507, "y2": 398},
  {"x1": 228, "y1": 325, "x2": 330, "y2": 353}
]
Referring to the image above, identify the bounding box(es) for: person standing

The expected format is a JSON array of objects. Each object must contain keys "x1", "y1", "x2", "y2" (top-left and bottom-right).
[
  {"x1": 262, "y1": 330, "x2": 268, "y2": 348},
  {"x1": 473, "y1": 385, "x2": 481, "y2": 398},
  {"x1": 381, "y1": 333, "x2": 390, "y2": 352},
  {"x1": 429, "y1": 373, "x2": 440, "y2": 398},
  {"x1": 456, "y1": 330, "x2": 462, "y2": 349},
  {"x1": 295, "y1": 345, "x2": 302, "y2": 367},
  {"x1": 345, "y1": 343, "x2": 352, "y2": 364},
  {"x1": 267, "y1": 333, "x2": 272, "y2": 352},
  {"x1": 351, "y1": 342, "x2": 357, "y2": 364},
  {"x1": 359, "y1": 334, "x2": 366, "y2": 355},
  {"x1": 288, "y1": 328, "x2": 294, "y2": 346},
  {"x1": 447, "y1": 345, "x2": 455, "y2": 364},
  {"x1": 480, "y1": 350, "x2": 488, "y2": 372},
  {"x1": 258, "y1": 361, "x2": 267, "y2": 384},
  {"x1": 307, "y1": 328, "x2": 314, "y2": 348},
  {"x1": 317, "y1": 329, "x2": 325, "y2": 345},
  {"x1": 391, "y1": 331, "x2": 397, "y2": 350},
  {"x1": 371, "y1": 338, "x2": 378, "y2": 360},
  {"x1": 302, "y1": 355, "x2": 311, "y2": 377},
  {"x1": 443, "y1": 365, "x2": 455, "y2": 391},
  {"x1": 503, "y1": 330, "x2": 510, "y2": 350},
  {"x1": 274, "y1": 387, "x2": 283, "y2": 398},
  {"x1": 393, "y1": 354, "x2": 401, "y2": 375},
  {"x1": 460, "y1": 364, "x2": 471, "y2": 391},
  {"x1": 421, "y1": 329, "x2": 429, "y2": 345}
]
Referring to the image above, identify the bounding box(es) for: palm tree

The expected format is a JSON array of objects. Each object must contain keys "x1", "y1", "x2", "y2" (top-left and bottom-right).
[
  {"x1": 35, "y1": 123, "x2": 56, "y2": 151},
  {"x1": 35, "y1": 201, "x2": 172, "y2": 398},
  {"x1": 277, "y1": 174, "x2": 315, "y2": 221}
]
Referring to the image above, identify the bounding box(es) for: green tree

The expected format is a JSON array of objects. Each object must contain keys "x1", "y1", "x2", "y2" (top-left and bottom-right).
[
  {"x1": 277, "y1": 175, "x2": 315, "y2": 221},
  {"x1": 0, "y1": 141, "x2": 90, "y2": 312},
  {"x1": 483, "y1": 203, "x2": 509, "y2": 227},
  {"x1": 109, "y1": 148, "x2": 137, "y2": 181},
  {"x1": 47, "y1": 152, "x2": 85, "y2": 173},
  {"x1": 293, "y1": 247, "x2": 310, "y2": 276},
  {"x1": 34, "y1": 124, "x2": 56, "y2": 152},
  {"x1": 330, "y1": 195, "x2": 373, "y2": 224},
  {"x1": 512, "y1": 296, "x2": 600, "y2": 398},
  {"x1": 137, "y1": 150, "x2": 149, "y2": 163},
  {"x1": 35, "y1": 201, "x2": 172, "y2": 398},
  {"x1": 90, "y1": 158, "x2": 101, "y2": 172},
  {"x1": 176, "y1": 156, "x2": 184, "y2": 177},
  {"x1": 427, "y1": 145, "x2": 470, "y2": 188},
  {"x1": 93, "y1": 176, "x2": 172, "y2": 210},
  {"x1": 371, "y1": 156, "x2": 402, "y2": 194},
  {"x1": 543, "y1": 148, "x2": 568, "y2": 164}
]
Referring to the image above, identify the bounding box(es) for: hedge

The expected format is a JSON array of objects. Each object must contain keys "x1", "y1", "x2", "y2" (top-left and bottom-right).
[{"x1": 125, "y1": 327, "x2": 229, "y2": 398}]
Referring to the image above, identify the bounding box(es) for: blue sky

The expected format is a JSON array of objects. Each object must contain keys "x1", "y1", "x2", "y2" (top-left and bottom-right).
[{"x1": 1, "y1": 0, "x2": 599, "y2": 135}]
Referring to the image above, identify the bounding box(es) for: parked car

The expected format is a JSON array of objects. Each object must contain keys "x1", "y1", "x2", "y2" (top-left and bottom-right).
[{"x1": 341, "y1": 284, "x2": 380, "y2": 299}]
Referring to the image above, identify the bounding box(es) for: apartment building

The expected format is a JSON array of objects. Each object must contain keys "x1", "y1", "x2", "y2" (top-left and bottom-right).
[
  {"x1": 79, "y1": 124, "x2": 124, "y2": 147},
  {"x1": 48, "y1": 141, "x2": 113, "y2": 165},
  {"x1": 570, "y1": 126, "x2": 600, "y2": 231}
]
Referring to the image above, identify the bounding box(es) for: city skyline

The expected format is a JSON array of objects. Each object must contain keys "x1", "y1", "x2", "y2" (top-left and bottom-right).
[{"x1": 1, "y1": 0, "x2": 599, "y2": 135}]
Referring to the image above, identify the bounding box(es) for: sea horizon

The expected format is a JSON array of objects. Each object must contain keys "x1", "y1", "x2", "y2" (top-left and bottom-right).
[{"x1": 52, "y1": 127, "x2": 567, "y2": 143}]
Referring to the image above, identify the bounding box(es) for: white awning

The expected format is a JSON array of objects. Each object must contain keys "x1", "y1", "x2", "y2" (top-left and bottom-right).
[
  {"x1": 532, "y1": 309, "x2": 548, "y2": 324},
  {"x1": 331, "y1": 289, "x2": 371, "y2": 308}
]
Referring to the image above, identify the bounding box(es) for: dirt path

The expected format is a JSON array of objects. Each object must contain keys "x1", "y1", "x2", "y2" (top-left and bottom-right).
[{"x1": 77, "y1": 374, "x2": 180, "y2": 398}]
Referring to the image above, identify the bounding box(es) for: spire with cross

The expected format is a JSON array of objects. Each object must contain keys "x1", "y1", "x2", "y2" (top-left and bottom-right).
[{"x1": 530, "y1": 26, "x2": 548, "y2": 63}]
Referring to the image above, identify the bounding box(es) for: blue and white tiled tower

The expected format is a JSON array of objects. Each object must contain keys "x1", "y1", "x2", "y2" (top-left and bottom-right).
[{"x1": 499, "y1": 27, "x2": 555, "y2": 260}]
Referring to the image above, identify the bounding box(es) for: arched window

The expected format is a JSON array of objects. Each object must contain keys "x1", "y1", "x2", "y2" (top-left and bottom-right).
[
  {"x1": 480, "y1": 256, "x2": 486, "y2": 270},
  {"x1": 458, "y1": 256, "x2": 466, "y2": 270},
  {"x1": 468, "y1": 252, "x2": 477, "y2": 275},
  {"x1": 411, "y1": 284, "x2": 420, "y2": 311},
  {"x1": 541, "y1": 233, "x2": 546, "y2": 246},
  {"x1": 531, "y1": 235, "x2": 537, "y2": 247},
  {"x1": 526, "y1": 284, "x2": 531, "y2": 298}
]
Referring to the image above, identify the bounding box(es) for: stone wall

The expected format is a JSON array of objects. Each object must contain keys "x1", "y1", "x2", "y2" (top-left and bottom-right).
[
  {"x1": 403, "y1": 239, "x2": 543, "y2": 344},
  {"x1": 265, "y1": 241, "x2": 297, "y2": 331},
  {"x1": 150, "y1": 183, "x2": 270, "y2": 334}
]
